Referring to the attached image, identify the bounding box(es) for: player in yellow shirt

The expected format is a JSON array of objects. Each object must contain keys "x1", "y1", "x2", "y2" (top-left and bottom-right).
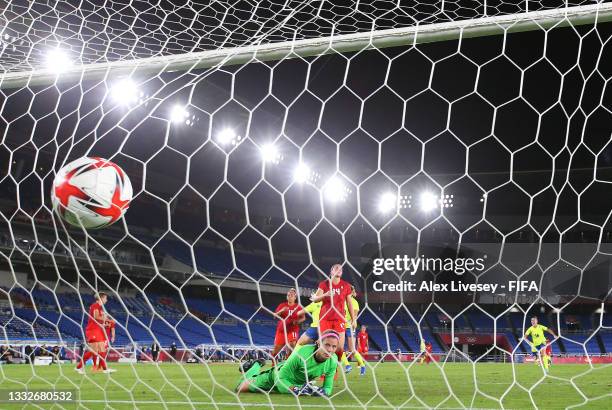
[
  {"x1": 419, "y1": 339, "x2": 426, "y2": 364},
  {"x1": 294, "y1": 300, "x2": 322, "y2": 352},
  {"x1": 543, "y1": 337, "x2": 552, "y2": 371},
  {"x1": 341, "y1": 286, "x2": 366, "y2": 375},
  {"x1": 524, "y1": 316, "x2": 556, "y2": 366},
  {"x1": 419, "y1": 339, "x2": 432, "y2": 364}
]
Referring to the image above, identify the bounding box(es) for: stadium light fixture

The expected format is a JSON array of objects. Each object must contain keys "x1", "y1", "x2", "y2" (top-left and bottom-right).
[
  {"x1": 170, "y1": 104, "x2": 189, "y2": 123},
  {"x1": 324, "y1": 176, "x2": 349, "y2": 203},
  {"x1": 419, "y1": 191, "x2": 439, "y2": 212},
  {"x1": 216, "y1": 128, "x2": 239, "y2": 145},
  {"x1": 378, "y1": 192, "x2": 397, "y2": 213},
  {"x1": 441, "y1": 194, "x2": 454, "y2": 208},
  {"x1": 45, "y1": 48, "x2": 73, "y2": 73},
  {"x1": 260, "y1": 143, "x2": 280, "y2": 163},
  {"x1": 293, "y1": 163, "x2": 311, "y2": 183},
  {"x1": 110, "y1": 78, "x2": 139, "y2": 106}
]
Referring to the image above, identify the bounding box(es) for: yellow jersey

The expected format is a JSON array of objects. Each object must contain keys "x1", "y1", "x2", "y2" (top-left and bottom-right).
[
  {"x1": 525, "y1": 324, "x2": 548, "y2": 349},
  {"x1": 344, "y1": 296, "x2": 359, "y2": 328},
  {"x1": 304, "y1": 301, "x2": 322, "y2": 328}
]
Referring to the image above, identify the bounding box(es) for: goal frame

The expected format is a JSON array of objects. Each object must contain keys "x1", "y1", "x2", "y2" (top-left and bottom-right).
[{"x1": 1, "y1": 3, "x2": 611, "y2": 89}]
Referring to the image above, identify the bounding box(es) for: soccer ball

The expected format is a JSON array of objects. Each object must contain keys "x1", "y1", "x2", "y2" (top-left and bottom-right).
[{"x1": 51, "y1": 157, "x2": 133, "y2": 229}]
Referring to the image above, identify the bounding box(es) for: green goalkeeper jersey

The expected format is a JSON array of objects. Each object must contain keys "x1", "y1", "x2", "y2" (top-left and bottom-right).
[{"x1": 271, "y1": 344, "x2": 338, "y2": 395}]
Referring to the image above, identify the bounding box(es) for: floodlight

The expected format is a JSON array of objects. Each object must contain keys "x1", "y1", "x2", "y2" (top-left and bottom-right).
[
  {"x1": 45, "y1": 48, "x2": 73, "y2": 73},
  {"x1": 419, "y1": 191, "x2": 438, "y2": 212},
  {"x1": 378, "y1": 192, "x2": 397, "y2": 213},
  {"x1": 293, "y1": 163, "x2": 310, "y2": 183},
  {"x1": 170, "y1": 105, "x2": 189, "y2": 123},
  {"x1": 110, "y1": 78, "x2": 139, "y2": 106}
]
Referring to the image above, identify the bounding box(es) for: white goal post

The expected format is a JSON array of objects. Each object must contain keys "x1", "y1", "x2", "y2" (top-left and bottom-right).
[{"x1": 1, "y1": 3, "x2": 611, "y2": 89}]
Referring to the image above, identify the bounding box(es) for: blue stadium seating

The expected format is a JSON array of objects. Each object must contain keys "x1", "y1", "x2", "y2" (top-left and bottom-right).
[
  {"x1": 503, "y1": 331, "x2": 520, "y2": 351},
  {"x1": 600, "y1": 331, "x2": 612, "y2": 353},
  {"x1": 509, "y1": 312, "x2": 527, "y2": 331},
  {"x1": 0, "y1": 286, "x2": 606, "y2": 355},
  {"x1": 561, "y1": 334, "x2": 601, "y2": 355},
  {"x1": 469, "y1": 312, "x2": 494, "y2": 330},
  {"x1": 159, "y1": 241, "x2": 320, "y2": 288}
]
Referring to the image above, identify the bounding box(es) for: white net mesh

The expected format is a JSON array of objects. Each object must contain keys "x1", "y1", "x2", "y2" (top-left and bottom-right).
[
  {"x1": 1, "y1": 0, "x2": 607, "y2": 73},
  {"x1": 0, "y1": 1, "x2": 611, "y2": 409}
]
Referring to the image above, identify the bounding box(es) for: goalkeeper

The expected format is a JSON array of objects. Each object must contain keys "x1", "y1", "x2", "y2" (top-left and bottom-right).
[{"x1": 235, "y1": 330, "x2": 340, "y2": 396}]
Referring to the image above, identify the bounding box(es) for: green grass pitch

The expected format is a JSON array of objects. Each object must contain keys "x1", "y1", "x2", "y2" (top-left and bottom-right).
[{"x1": 0, "y1": 362, "x2": 610, "y2": 409}]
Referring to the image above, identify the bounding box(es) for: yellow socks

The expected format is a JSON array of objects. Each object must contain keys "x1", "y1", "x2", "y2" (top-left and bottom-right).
[
  {"x1": 341, "y1": 352, "x2": 350, "y2": 366},
  {"x1": 341, "y1": 351, "x2": 365, "y2": 367},
  {"x1": 354, "y1": 351, "x2": 365, "y2": 367}
]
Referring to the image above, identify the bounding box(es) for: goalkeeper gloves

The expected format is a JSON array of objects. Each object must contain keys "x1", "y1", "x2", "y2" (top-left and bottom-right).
[
  {"x1": 290, "y1": 383, "x2": 327, "y2": 397},
  {"x1": 310, "y1": 385, "x2": 327, "y2": 397}
]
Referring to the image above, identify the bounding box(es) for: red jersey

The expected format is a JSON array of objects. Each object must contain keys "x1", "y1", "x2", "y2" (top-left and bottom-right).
[
  {"x1": 275, "y1": 302, "x2": 303, "y2": 333},
  {"x1": 357, "y1": 331, "x2": 368, "y2": 350},
  {"x1": 426, "y1": 343, "x2": 433, "y2": 353},
  {"x1": 545, "y1": 344, "x2": 552, "y2": 356},
  {"x1": 105, "y1": 320, "x2": 115, "y2": 338},
  {"x1": 318, "y1": 278, "x2": 352, "y2": 322},
  {"x1": 85, "y1": 302, "x2": 104, "y2": 332}
]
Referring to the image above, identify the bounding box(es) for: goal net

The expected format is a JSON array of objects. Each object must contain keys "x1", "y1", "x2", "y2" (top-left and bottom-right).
[{"x1": 0, "y1": 0, "x2": 611, "y2": 408}]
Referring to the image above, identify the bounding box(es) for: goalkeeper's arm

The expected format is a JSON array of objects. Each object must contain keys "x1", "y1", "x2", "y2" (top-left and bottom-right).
[
  {"x1": 275, "y1": 352, "x2": 305, "y2": 394},
  {"x1": 321, "y1": 364, "x2": 335, "y2": 396},
  {"x1": 275, "y1": 355, "x2": 330, "y2": 396}
]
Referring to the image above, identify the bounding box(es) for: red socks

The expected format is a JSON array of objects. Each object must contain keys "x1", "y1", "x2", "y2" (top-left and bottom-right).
[
  {"x1": 98, "y1": 355, "x2": 107, "y2": 370},
  {"x1": 77, "y1": 351, "x2": 92, "y2": 369},
  {"x1": 77, "y1": 351, "x2": 107, "y2": 371}
]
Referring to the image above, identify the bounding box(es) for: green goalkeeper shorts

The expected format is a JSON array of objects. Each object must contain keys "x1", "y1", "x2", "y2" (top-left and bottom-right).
[{"x1": 247, "y1": 368, "x2": 276, "y2": 393}]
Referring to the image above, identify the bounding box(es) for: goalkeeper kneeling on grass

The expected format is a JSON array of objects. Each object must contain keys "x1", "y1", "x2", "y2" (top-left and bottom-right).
[{"x1": 235, "y1": 330, "x2": 340, "y2": 397}]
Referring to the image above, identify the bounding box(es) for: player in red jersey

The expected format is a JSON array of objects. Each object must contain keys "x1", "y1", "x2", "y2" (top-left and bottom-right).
[
  {"x1": 76, "y1": 292, "x2": 113, "y2": 374},
  {"x1": 424, "y1": 342, "x2": 433, "y2": 364},
  {"x1": 98, "y1": 318, "x2": 116, "y2": 372},
  {"x1": 105, "y1": 319, "x2": 116, "y2": 350},
  {"x1": 310, "y1": 264, "x2": 356, "y2": 363},
  {"x1": 271, "y1": 288, "x2": 305, "y2": 360},
  {"x1": 357, "y1": 325, "x2": 369, "y2": 355}
]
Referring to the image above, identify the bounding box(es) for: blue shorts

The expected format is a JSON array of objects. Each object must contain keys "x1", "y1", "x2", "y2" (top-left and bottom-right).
[
  {"x1": 531, "y1": 343, "x2": 546, "y2": 357},
  {"x1": 346, "y1": 327, "x2": 353, "y2": 338},
  {"x1": 303, "y1": 327, "x2": 318, "y2": 340}
]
